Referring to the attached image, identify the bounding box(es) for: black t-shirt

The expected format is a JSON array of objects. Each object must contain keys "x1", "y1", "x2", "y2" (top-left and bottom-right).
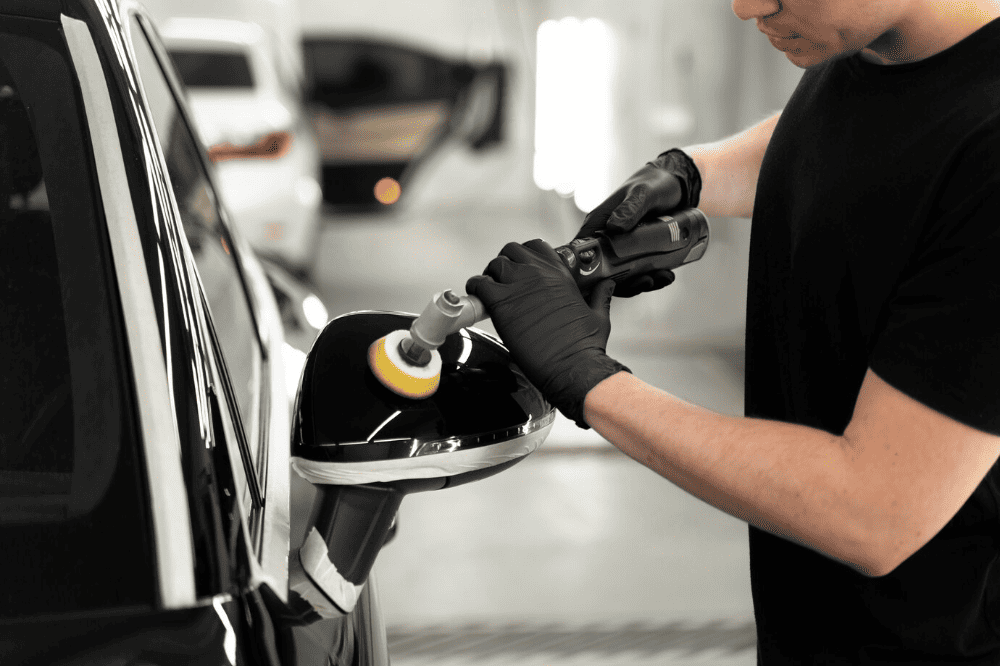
[{"x1": 747, "y1": 18, "x2": 1000, "y2": 665}]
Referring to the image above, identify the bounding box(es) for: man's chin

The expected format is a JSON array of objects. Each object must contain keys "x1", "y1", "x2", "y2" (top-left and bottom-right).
[{"x1": 781, "y1": 45, "x2": 852, "y2": 69}]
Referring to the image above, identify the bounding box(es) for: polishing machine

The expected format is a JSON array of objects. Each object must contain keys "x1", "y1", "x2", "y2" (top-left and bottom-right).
[
  {"x1": 370, "y1": 207, "x2": 710, "y2": 399},
  {"x1": 285, "y1": 208, "x2": 708, "y2": 621}
]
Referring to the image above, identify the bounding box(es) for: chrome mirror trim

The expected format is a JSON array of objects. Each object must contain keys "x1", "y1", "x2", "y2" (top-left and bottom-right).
[
  {"x1": 330, "y1": 410, "x2": 556, "y2": 462},
  {"x1": 292, "y1": 422, "x2": 555, "y2": 486},
  {"x1": 290, "y1": 420, "x2": 552, "y2": 486}
]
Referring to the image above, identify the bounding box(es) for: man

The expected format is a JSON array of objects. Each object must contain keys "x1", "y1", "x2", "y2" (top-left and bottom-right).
[{"x1": 466, "y1": 1, "x2": 1000, "y2": 663}]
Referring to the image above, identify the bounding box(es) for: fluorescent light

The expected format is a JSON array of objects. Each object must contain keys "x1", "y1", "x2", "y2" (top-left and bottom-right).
[{"x1": 533, "y1": 17, "x2": 616, "y2": 212}]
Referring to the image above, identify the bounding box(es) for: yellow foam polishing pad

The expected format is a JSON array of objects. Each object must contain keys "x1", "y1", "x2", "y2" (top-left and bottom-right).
[{"x1": 367, "y1": 329, "x2": 442, "y2": 399}]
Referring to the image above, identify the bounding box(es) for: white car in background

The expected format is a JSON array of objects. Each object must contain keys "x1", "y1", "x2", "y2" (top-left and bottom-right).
[{"x1": 160, "y1": 16, "x2": 323, "y2": 276}]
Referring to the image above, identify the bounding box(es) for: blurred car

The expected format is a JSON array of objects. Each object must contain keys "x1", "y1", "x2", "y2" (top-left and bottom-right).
[
  {"x1": 0, "y1": 1, "x2": 385, "y2": 663},
  {"x1": 159, "y1": 13, "x2": 323, "y2": 277},
  {"x1": 298, "y1": 0, "x2": 509, "y2": 212}
]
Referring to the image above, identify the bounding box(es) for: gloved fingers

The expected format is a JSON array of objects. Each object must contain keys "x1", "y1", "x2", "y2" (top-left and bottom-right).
[
  {"x1": 481, "y1": 254, "x2": 529, "y2": 286},
  {"x1": 587, "y1": 278, "x2": 616, "y2": 314},
  {"x1": 496, "y1": 240, "x2": 531, "y2": 262},
  {"x1": 520, "y1": 238, "x2": 568, "y2": 269},
  {"x1": 476, "y1": 240, "x2": 571, "y2": 294},
  {"x1": 612, "y1": 274, "x2": 654, "y2": 298},
  {"x1": 485, "y1": 241, "x2": 548, "y2": 276},
  {"x1": 577, "y1": 190, "x2": 626, "y2": 239},
  {"x1": 648, "y1": 269, "x2": 676, "y2": 290},
  {"x1": 606, "y1": 183, "x2": 656, "y2": 234},
  {"x1": 495, "y1": 239, "x2": 571, "y2": 277},
  {"x1": 612, "y1": 269, "x2": 676, "y2": 298},
  {"x1": 465, "y1": 273, "x2": 504, "y2": 302},
  {"x1": 497, "y1": 239, "x2": 546, "y2": 263},
  {"x1": 480, "y1": 254, "x2": 531, "y2": 293}
]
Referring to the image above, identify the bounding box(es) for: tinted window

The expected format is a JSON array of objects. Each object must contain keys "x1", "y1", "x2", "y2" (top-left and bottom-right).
[
  {"x1": 169, "y1": 50, "x2": 254, "y2": 88},
  {"x1": 0, "y1": 17, "x2": 153, "y2": 616},
  {"x1": 131, "y1": 24, "x2": 263, "y2": 451}
]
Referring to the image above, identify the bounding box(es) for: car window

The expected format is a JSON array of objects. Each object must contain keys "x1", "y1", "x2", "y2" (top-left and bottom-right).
[
  {"x1": 169, "y1": 50, "x2": 254, "y2": 89},
  {"x1": 0, "y1": 15, "x2": 154, "y2": 617},
  {"x1": 128, "y1": 17, "x2": 265, "y2": 473}
]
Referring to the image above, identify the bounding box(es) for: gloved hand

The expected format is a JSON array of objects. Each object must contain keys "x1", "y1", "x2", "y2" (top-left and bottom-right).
[
  {"x1": 576, "y1": 148, "x2": 702, "y2": 297},
  {"x1": 466, "y1": 239, "x2": 630, "y2": 429}
]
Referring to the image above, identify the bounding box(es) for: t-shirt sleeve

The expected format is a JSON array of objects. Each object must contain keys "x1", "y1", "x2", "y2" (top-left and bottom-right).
[{"x1": 869, "y1": 128, "x2": 1000, "y2": 435}]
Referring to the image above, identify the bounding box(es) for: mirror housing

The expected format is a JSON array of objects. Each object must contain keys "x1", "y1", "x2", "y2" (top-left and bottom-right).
[{"x1": 288, "y1": 311, "x2": 553, "y2": 618}]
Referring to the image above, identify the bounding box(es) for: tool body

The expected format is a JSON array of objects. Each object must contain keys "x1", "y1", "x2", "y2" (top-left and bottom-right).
[
  {"x1": 555, "y1": 207, "x2": 708, "y2": 295},
  {"x1": 369, "y1": 209, "x2": 710, "y2": 398}
]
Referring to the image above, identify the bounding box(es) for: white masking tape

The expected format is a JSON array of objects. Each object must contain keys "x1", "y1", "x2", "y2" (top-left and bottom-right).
[{"x1": 296, "y1": 527, "x2": 366, "y2": 615}]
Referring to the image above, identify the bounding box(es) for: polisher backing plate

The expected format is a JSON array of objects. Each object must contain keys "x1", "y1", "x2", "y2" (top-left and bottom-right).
[{"x1": 367, "y1": 329, "x2": 442, "y2": 399}]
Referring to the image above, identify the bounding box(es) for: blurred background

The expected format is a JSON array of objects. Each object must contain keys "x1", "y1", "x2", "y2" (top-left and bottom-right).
[{"x1": 144, "y1": 0, "x2": 803, "y2": 662}]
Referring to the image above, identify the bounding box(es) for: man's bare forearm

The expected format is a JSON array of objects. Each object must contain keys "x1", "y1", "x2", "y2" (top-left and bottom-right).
[
  {"x1": 684, "y1": 111, "x2": 781, "y2": 219},
  {"x1": 582, "y1": 371, "x2": 885, "y2": 576}
]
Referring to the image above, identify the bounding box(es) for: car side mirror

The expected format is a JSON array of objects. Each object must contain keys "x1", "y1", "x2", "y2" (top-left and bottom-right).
[{"x1": 287, "y1": 311, "x2": 553, "y2": 619}]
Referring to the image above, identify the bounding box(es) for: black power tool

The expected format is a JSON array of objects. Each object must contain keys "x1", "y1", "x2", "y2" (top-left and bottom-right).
[
  {"x1": 554, "y1": 208, "x2": 709, "y2": 295},
  {"x1": 368, "y1": 209, "x2": 711, "y2": 399}
]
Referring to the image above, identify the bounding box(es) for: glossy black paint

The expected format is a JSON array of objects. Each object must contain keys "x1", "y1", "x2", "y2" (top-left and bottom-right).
[
  {"x1": 0, "y1": 1, "x2": 385, "y2": 663},
  {"x1": 290, "y1": 311, "x2": 550, "y2": 599},
  {"x1": 72, "y1": 0, "x2": 240, "y2": 602},
  {"x1": 311, "y1": 484, "x2": 408, "y2": 587},
  {"x1": 91, "y1": 3, "x2": 382, "y2": 662},
  {"x1": 0, "y1": 0, "x2": 59, "y2": 19},
  {"x1": 0, "y1": 7, "x2": 156, "y2": 619},
  {"x1": 0, "y1": 602, "x2": 239, "y2": 666},
  {"x1": 292, "y1": 311, "x2": 550, "y2": 463}
]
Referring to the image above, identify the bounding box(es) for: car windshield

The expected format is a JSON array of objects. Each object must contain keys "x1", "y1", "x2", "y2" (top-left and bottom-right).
[
  {"x1": 169, "y1": 50, "x2": 255, "y2": 88},
  {"x1": 0, "y1": 16, "x2": 154, "y2": 617}
]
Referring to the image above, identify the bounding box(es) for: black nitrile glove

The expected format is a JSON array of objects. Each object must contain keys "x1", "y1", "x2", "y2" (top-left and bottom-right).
[
  {"x1": 466, "y1": 239, "x2": 630, "y2": 429},
  {"x1": 575, "y1": 149, "x2": 702, "y2": 297}
]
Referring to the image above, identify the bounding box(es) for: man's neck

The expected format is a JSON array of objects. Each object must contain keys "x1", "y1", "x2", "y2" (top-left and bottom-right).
[{"x1": 860, "y1": 0, "x2": 1000, "y2": 65}]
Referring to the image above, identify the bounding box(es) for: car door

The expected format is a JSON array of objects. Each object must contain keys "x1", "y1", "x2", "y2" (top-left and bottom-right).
[
  {"x1": 123, "y1": 8, "x2": 387, "y2": 665},
  {"x1": 123, "y1": 0, "x2": 291, "y2": 565}
]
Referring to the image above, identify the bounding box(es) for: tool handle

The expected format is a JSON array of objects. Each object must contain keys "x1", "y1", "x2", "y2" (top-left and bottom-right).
[
  {"x1": 400, "y1": 291, "x2": 487, "y2": 365},
  {"x1": 409, "y1": 291, "x2": 487, "y2": 351},
  {"x1": 554, "y1": 208, "x2": 709, "y2": 293},
  {"x1": 409, "y1": 209, "x2": 709, "y2": 354}
]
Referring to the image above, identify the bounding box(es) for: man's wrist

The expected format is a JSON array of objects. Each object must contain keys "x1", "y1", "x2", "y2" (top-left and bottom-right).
[
  {"x1": 651, "y1": 148, "x2": 702, "y2": 209},
  {"x1": 581, "y1": 369, "x2": 636, "y2": 430},
  {"x1": 548, "y1": 355, "x2": 631, "y2": 429}
]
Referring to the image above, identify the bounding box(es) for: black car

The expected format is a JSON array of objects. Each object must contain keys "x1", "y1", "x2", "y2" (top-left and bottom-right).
[
  {"x1": 0, "y1": 1, "x2": 554, "y2": 664},
  {"x1": 0, "y1": 0, "x2": 388, "y2": 662}
]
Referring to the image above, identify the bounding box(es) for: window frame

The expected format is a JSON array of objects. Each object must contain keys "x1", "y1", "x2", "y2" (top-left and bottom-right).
[
  {"x1": 125, "y1": 11, "x2": 273, "y2": 526},
  {"x1": 122, "y1": 3, "x2": 272, "y2": 563}
]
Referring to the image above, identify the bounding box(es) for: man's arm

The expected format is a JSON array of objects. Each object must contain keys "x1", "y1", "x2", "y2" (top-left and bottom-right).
[
  {"x1": 584, "y1": 368, "x2": 1000, "y2": 577},
  {"x1": 684, "y1": 111, "x2": 781, "y2": 219}
]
